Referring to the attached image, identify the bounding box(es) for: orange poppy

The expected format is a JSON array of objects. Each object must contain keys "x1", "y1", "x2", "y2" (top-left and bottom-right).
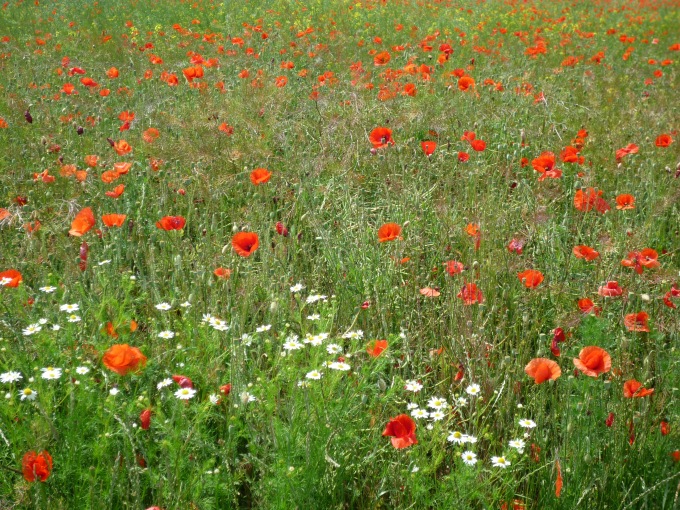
[
  {"x1": 457, "y1": 75, "x2": 475, "y2": 91},
  {"x1": 624, "y1": 312, "x2": 650, "y2": 332},
  {"x1": 274, "y1": 76, "x2": 288, "y2": 87},
  {"x1": 102, "y1": 343, "x2": 147, "y2": 376},
  {"x1": 574, "y1": 188, "x2": 610, "y2": 213},
  {"x1": 443, "y1": 260, "x2": 464, "y2": 276},
  {"x1": 101, "y1": 170, "x2": 121, "y2": 184},
  {"x1": 578, "y1": 298, "x2": 601, "y2": 316},
  {"x1": 457, "y1": 282, "x2": 484, "y2": 305},
  {"x1": 615, "y1": 194, "x2": 635, "y2": 210},
  {"x1": 373, "y1": 51, "x2": 391, "y2": 66},
  {"x1": 524, "y1": 358, "x2": 561, "y2": 384},
  {"x1": 367, "y1": 339, "x2": 388, "y2": 357},
  {"x1": 113, "y1": 140, "x2": 132, "y2": 155},
  {"x1": 69, "y1": 207, "x2": 95, "y2": 236},
  {"x1": 101, "y1": 214, "x2": 126, "y2": 227},
  {"x1": 421, "y1": 141, "x2": 436, "y2": 156},
  {"x1": 232, "y1": 232, "x2": 259, "y2": 257},
  {"x1": 103, "y1": 322, "x2": 119, "y2": 339},
  {"x1": 250, "y1": 168, "x2": 271, "y2": 185},
  {"x1": 615, "y1": 143, "x2": 639, "y2": 161},
  {"x1": 156, "y1": 216, "x2": 186, "y2": 230},
  {"x1": 573, "y1": 245, "x2": 600, "y2": 261},
  {"x1": 621, "y1": 248, "x2": 659, "y2": 274},
  {"x1": 573, "y1": 346, "x2": 611, "y2": 377},
  {"x1": 465, "y1": 223, "x2": 480, "y2": 237},
  {"x1": 419, "y1": 287, "x2": 440, "y2": 297},
  {"x1": 0, "y1": 208, "x2": 10, "y2": 222},
  {"x1": 470, "y1": 139, "x2": 486, "y2": 152},
  {"x1": 118, "y1": 111, "x2": 135, "y2": 122},
  {"x1": 214, "y1": 267, "x2": 231, "y2": 279},
  {"x1": 532, "y1": 152, "x2": 562, "y2": 181},
  {"x1": 22, "y1": 450, "x2": 53, "y2": 483},
  {"x1": 0, "y1": 269, "x2": 22, "y2": 288},
  {"x1": 378, "y1": 223, "x2": 402, "y2": 242},
  {"x1": 106, "y1": 67, "x2": 119, "y2": 78},
  {"x1": 598, "y1": 281, "x2": 623, "y2": 297},
  {"x1": 113, "y1": 162, "x2": 132, "y2": 175},
  {"x1": 369, "y1": 127, "x2": 394, "y2": 149},
  {"x1": 655, "y1": 134, "x2": 673, "y2": 147},
  {"x1": 382, "y1": 414, "x2": 417, "y2": 449},
  {"x1": 623, "y1": 379, "x2": 654, "y2": 398},
  {"x1": 84, "y1": 155, "x2": 98, "y2": 167},
  {"x1": 518, "y1": 269, "x2": 544, "y2": 288},
  {"x1": 105, "y1": 185, "x2": 125, "y2": 199},
  {"x1": 142, "y1": 128, "x2": 160, "y2": 144}
]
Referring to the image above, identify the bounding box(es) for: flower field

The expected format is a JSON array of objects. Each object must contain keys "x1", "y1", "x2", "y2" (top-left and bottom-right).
[{"x1": 0, "y1": 0, "x2": 679, "y2": 508}]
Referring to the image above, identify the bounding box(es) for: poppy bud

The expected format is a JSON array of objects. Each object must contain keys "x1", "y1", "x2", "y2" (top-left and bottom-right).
[
  {"x1": 172, "y1": 375, "x2": 193, "y2": 388},
  {"x1": 605, "y1": 412, "x2": 615, "y2": 427},
  {"x1": 361, "y1": 300, "x2": 370, "y2": 309},
  {"x1": 220, "y1": 383, "x2": 231, "y2": 396},
  {"x1": 140, "y1": 409, "x2": 152, "y2": 430},
  {"x1": 275, "y1": 221, "x2": 289, "y2": 237},
  {"x1": 76, "y1": 126, "x2": 84, "y2": 135},
  {"x1": 24, "y1": 110, "x2": 33, "y2": 123},
  {"x1": 661, "y1": 421, "x2": 669, "y2": 436}
]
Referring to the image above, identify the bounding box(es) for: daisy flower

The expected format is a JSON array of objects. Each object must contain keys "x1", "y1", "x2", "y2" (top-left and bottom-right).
[
  {"x1": 305, "y1": 370, "x2": 323, "y2": 380},
  {"x1": 59, "y1": 303, "x2": 79, "y2": 312},
  {"x1": 41, "y1": 367, "x2": 62, "y2": 380},
  {"x1": 404, "y1": 380, "x2": 423, "y2": 392},
  {"x1": 0, "y1": 371, "x2": 22, "y2": 384},
  {"x1": 158, "y1": 330, "x2": 175, "y2": 339},
  {"x1": 411, "y1": 408, "x2": 429, "y2": 419},
  {"x1": 290, "y1": 283, "x2": 304, "y2": 293},
  {"x1": 155, "y1": 302, "x2": 171, "y2": 311},
  {"x1": 209, "y1": 394, "x2": 220, "y2": 405},
  {"x1": 519, "y1": 419, "x2": 537, "y2": 429},
  {"x1": 465, "y1": 383, "x2": 481, "y2": 396},
  {"x1": 427, "y1": 396, "x2": 448, "y2": 410},
  {"x1": 461, "y1": 451, "x2": 478, "y2": 466},
  {"x1": 67, "y1": 314, "x2": 81, "y2": 323},
  {"x1": 406, "y1": 402, "x2": 420, "y2": 410},
  {"x1": 430, "y1": 410, "x2": 446, "y2": 421},
  {"x1": 22, "y1": 324, "x2": 42, "y2": 336},
  {"x1": 75, "y1": 366, "x2": 90, "y2": 375},
  {"x1": 307, "y1": 314, "x2": 321, "y2": 321},
  {"x1": 491, "y1": 456, "x2": 511, "y2": 468},
  {"x1": 39, "y1": 286, "x2": 57, "y2": 293},
  {"x1": 509, "y1": 439, "x2": 525, "y2": 453},
  {"x1": 326, "y1": 344, "x2": 342, "y2": 355},
  {"x1": 256, "y1": 324, "x2": 271, "y2": 333},
  {"x1": 283, "y1": 339, "x2": 303, "y2": 351},
  {"x1": 328, "y1": 361, "x2": 351, "y2": 371},
  {"x1": 20, "y1": 388, "x2": 37, "y2": 401},
  {"x1": 341, "y1": 330, "x2": 363, "y2": 340},
  {"x1": 447, "y1": 431, "x2": 465, "y2": 444},
  {"x1": 175, "y1": 387, "x2": 197, "y2": 400},
  {"x1": 157, "y1": 378, "x2": 173, "y2": 390}
]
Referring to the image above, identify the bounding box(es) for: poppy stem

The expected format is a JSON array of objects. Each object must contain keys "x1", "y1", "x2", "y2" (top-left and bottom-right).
[{"x1": 0, "y1": 464, "x2": 23, "y2": 475}]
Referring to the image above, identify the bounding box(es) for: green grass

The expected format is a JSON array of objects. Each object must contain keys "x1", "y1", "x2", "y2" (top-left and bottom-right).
[{"x1": 0, "y1": 0, "x2": 679, "y2": 508}]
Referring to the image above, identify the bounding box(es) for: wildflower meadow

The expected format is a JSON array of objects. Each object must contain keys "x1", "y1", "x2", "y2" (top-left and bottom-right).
[{"x1": 0, "y1": 0, "x2": 679, "y2": 508}]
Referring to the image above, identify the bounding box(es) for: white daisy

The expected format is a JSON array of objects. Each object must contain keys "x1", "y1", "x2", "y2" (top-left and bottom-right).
[
  {"x1": 98, "y1": 260, "x2": 112, "y2": 266},
  {"x1": 328, "y1": 361, "x2": 351, "y2": 371},
  {"x1": 404, "y1": 380, "x2": 423, "y2": 392},
  {"x1": 456, "y1": 396, "x2": 468, "y2": 407},
  {"x1": 305, "y1": 294, "x2": 327, "y2": 304},
  {"x1": 59, "y1": 303, "x2": 79, "y2": 312},
  {"x1": 430, "y1": 410, "x2": 446, "y2": 421},
  {"x1": 509, "y1": 439, "x2": 525, "y2": 453},
  {"x1": 427, "y1": 396, "x2": 448, "y2": 410},
  {"x1": 411, "y1": 408, "x2": 429, "y2": 419},
  {"x1": 519, "y1": 419, "x2": 537, "y2": 429},
  {"x1": 240, "y1": 391, "x2": 257, "y2": 403},
  {"x1": 157, "y1": 378, "x2": 173, "y2": 390},
  {"x1": 465, "y1": 383, "x2": 481, "y2": 396},
  {"x1": 283, "y1": 339, "x2": 303, "y2": 351},
  {"x1": 0, "y1": 371, "x2": 22, "y2": 384},
  {"x1": 305, "y1": 370, "x2": 323, "y2": 380},
  {"x1": 201, "y1": 313, "x2": 214, "y2": 323},
  {"x1": 155, "y1": 302, "x2": 171, "y2": 311},
  {"x1": 22, "y1": 324, "x2": 42, "y2": 336},
  {"x1": 41, "y1": 367, "x2": 62, "y2": 380},
  {"x1": 38, "y1": 318, "x2": 48, "y2": 325},
  {"x1": 241, "y1": 334, "x2": 253, "y2": 346},
  {"x1": 491, "y1": 456, "x2": 511, "y2": 468},
  {"x1": 109, "y1": 387, "x2": 120, "y2": 396},
  {"x1": 255, "y1": 324, "x2": 271, "y2": 333},
  {"x1": 39, "y1": 286, "x2": 57, "y2": 293},
  {"x1": 175, "y1": 387, "x2": 197, "y2": 400},
  {"x1": 67, "y1": 314, "x2": 81, "y2": 323},
  {"x1": 462, "y1": 434, "x2": 478, "y2": 444},
  {"x1": 158, "y1": 330, "x2": 175, "y2": 339},
  {"x1": 52, "y1": 325, "x2": 61, "y2": 331},
  {"x1": 461, "y1": 451, "x2": 478, "y2": 466},
  {"x1": 209, "y1": 394, "x2": 220, "y2": 405},
  {"x1": 20, "y1": 387, "x2": 37, "y2": 401},
  {"x1": 307, "y1": 314, "x2": 321, "y2": 321},
  {"x1": 75, "y1": 366, "x2": 90, "y2": 375},
  {"x1": 0, "y1": 277, "x2": 12, "y2": 286},
  {"x1": 447, "y1": 431, "x2": 465, "y2": 444},
  {"x1": 406, "y1": 402, "x2": 420, "y2": 410},
  {"x1": 341, "y1": 330, "x2": 363, "y2": 340},
  {"x1": 326, "y1": 344, "x2": 342, "y2": 355},
  {"x1": 290, "y1": 283, "x2": 304, "y2": 293},
  {"x1": 180, "y1": 301, "x2": 191, "y2": 308}
]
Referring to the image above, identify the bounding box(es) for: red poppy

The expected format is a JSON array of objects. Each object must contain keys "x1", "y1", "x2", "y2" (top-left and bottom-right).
[
  {"x1": 101, "y1": 214, "x2": 126, "y2": 227},
  {"x1": 532, "y1": 152, "x2": 562, "y2": 181},
  {"x1": 172, "y1": 375, "x2": 193, "y2": 388},
  {"x1": 369, "y1": 127, "x2": 394, "y2": 149},
  {"x1": 457, "y1": 282, "x2": 484, "y2": 305},
  {"x1": 524, "y1": 358, "x2": 561, "y2": 384},
  {"x1": 507, "y1": 238, "x2": 524, "y2": 254},
  {"x1": 654, "y1": 134, "x2": 673, "y2": 147},
  {"x1": 69, "y1": 207, "x2": 96, "y2": 236},
  {"x1": 102, "y1": 344, "x2": 147, "y2": 375},
  {"x1": 421, "y1": 141, "x2": 436, "y2": 156},
  {"x1": 214, "y1": 267, "x2": 231, "y2": 279},
  {"x1": 250, "y1": 168, "x2": 271, "y2": 185},
  {"x1": 578, "y1": 298, "x2": 601, "y2": 316},
  {"x1": 22, "y1": 451, "x2": 53, "y2": 482},
  {"x1": 598, "y1": 281, "x2": 623, "y2": 297},
  {"x1": 382, "y1": 414, "x2": 417, "y2": 449},
  {"x1": 661, "y1": 421, "x2": 670, "y2": 436},
  {"x1": 232, "y1": 232, "x2": 259, "y2": 257},
  {"x1": 457, "y1": 75, "x2": 475, "y2": 91},
  {"x1": 443, "y1": 260, "x2": 464, "y2": 276},
  {"x1": 518, "y1": 269, "x2": 544, "y2": 288},
  {"x1": 470, "y1": 139, "x2": 486, "y2": 152},
  {"x1": 573, "y1": 245, "x2": 600, "y2": 261},
  {"x1": 140, "y1": 409, "x2": 152, "y2": 430},
  {"x1": 624, "y1": 312, "x2": 650, "y2": 332},
  {"x1": 615, "y1": 194, "x2": 635, "y2": 210},
  {"x1": 615, "y1": 143, "x2": 638, "y2": 161},
  {"x1": 274, "y1": 76, "x2": 288, "y2": 87},
  {"x1": 106, "y1": 67, "x2": 119, "y2": 78},
  {"x1": 458, "y1": 151, "x2": 470, "y2": 162},
  {"x1": 663, "y1": 284, "x2": 680, "y2": 308},
  {"x1": 156, "y1": 216, "x2": 186, "y2": 230},
  {"x1": 623, "y1": 379, "x2": 654, "y2": 398},
  {"x1": 378, "y1": 223, "x2": 402, "y2": 242},
  {"x1": 573, "y1": 346, "x2": 611, "y2": 377},
  {"x1": 560, "y1": 146, "x2": 582, "y2": 163},
  {"x1": 105, "y1": 184, "x2": 125, "y2": 199},
  {"x1": 605, "y1": 412, "x2": 615, "y2": 427},
  {"x1": 143, "y1": 128, "x2": 160, "y2": 144},
  {"x1": 367, "y1": 340, "x2": 388, "y2": 357},
  {"x1": 0, "y1": 269, "x2": 22, "y2": 288},
  {"x1": 574, "y1": 188, "x2": 610, "y2": 213},
  {"x1": 373, "y1": 51, "x2": 391, "y2": 66},
  {"x1": 621, "y1": 248, "x2": 659, "y2": 274}
]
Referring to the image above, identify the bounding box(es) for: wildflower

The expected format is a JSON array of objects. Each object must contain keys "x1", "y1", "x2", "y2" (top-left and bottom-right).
[
  {"x1": 102, "y1": 344, "x2": 147, "y2": 375},
  {"x1": 0, "y1": 371, "x2": 22, "y2": 383},
  {"x1": 175, "y1": 387, "x2": 197, "y2": 400},
  {"x1": 404, "y1": 380, "x2": 423, "y2": 392},
  {"x1": 412, "y1": 408, "x2": 429, "y2": 419},
  {"x1": 60, "y1": 303, "x2": 80, "y2": 312},
  {"x1": 623, "y1": 379, "x2": 654, "y2": 398},
  {"x1": 624, "y1": 312, "x2": 650, "y2": 332},
  {"x1": 369, "y1": 127, "x2": 394, "y2": 149},
  {"x1": 448, "y1": 431, "x2": 465, "y2": 444},
  {"x1": 158, "y1": 330, "x2": 175, "y2": 339},
  {"x1": 573, "y1": 245, "x2": 600, "y2": 261},
  {"x1": 509, "y1": 439, "x2": 526, "y2": 453},
  {"x1": 524, "y1": 358, "x2": 561, "y2": 384},
  {"x1": 492, "y1": 456, "x2": 511, "y2": 468},
  {"x1": 328, "y1": 361, "x2": 351, "y2": 371},
  {"x1": 283, "y1": 338, "x2": 303, "y2": 351},
  {"x1": 69, "y1": 207, "x2": 95, "y2": 236},
  {"x1": 255, "y1": 324, "x2": 271, "y2": 333},
  {"x1": 109, "y1": 387, "x2": 120, "y2": 396},
  {"x1": 598, "y1": 281, "x2": 623, "y2": 297},
  {"x1": 462, "y1": 434, "x2": 477, "y2": 444},
  {"x1": 157, "y1": 378, "x2": 173, "y2": 390},
  {"x1": 367, "y1": 340, "x2": 388, "y2": 357},
  {"x1": 22, "y1": 451, "x2": 53, "y2": 482},
  {"x1": 140, "y1": 409, "x2": 152, "y2": 429},
  {"x1": 305, "y1": 370, "x2": 323, "y2": 380},
  {"x1": 155, "y1": 302, "x2": 171, "y2": 311},
  {"x1": 209, "y1": 394, "x2": 220, "y2": 405},
  {"x1": 156, "y1": 216, "x2": 186, "y2": 230},
  {"x1": 41, "y1": 367, "x2": 62, "y2": 380},
  {"x1": 427, "y1": 396, "x2": 448, "y2": 409},
  {"x1": 430, "y1": 410, "x2": 446, "y2": 421},
  {"x1": 250, "y1": 168, "x2": 271, "y2": 185},
  {"x1": 342, "y1": 330, "x2": 363, "y2": 340},
  {"x1": 456, "y1": 396, "x2": 468, "y2": 407},
  {"x1": 326, "y1": 344, "x2": 343, "y2": 355},
  {"x1": 20, "y1": 388, "x2": 37, "y2": 401},
  {"x1": 232, "y1": 232, "x2": 259, "y2": 257},
  {"x1": 240, "y1": 391, "x2": 257, "y2": 403},
  {"x1": 378, "y1": 223, "x2": 402, "y2": 242},
  {"x1": 180, "y1": 301, "x2": 191, "y2": 308},
  {"x1": 0, "y1": 270, "x2": 22, "y2": 287},
  {"x1": 39, "y1": 286, "x2": 57, "y2": 293},
  {"x1": 519, "y1": 419, "x2": 537, "y2": 429},
  {"x1": 457, "y1": 283, "x2": 484, "y2": 305},
  {"x1": 22, "y1": 324, "x2": 42, "y2": 336},
  {"x1": 67, "y1": 314, "x2": 81, "y2": 323},
  {"x1": 307, "y1": 314, "x2": 321, "y2": 321},
  {"x1": 461, "y1": 451, "x2": 478, "y2": 466},
  {"x1": 573, "y1": 346, "x2": 611, "y2": 377},
  {"x1": 518, "y1": 269, "x2": 544, "y2": 288},
  {"x1": 75, "y1": 366, "x2": 90, "y2": 375},
  {"x1": 465, "y1": 384, "x2": 481, "y2": 396},
  {"x1": 290, "y1": 283, "x2": 304, "y2": 293},
  {"x1": 383, "y1": 414, "x2": 417, "y2": 449}
]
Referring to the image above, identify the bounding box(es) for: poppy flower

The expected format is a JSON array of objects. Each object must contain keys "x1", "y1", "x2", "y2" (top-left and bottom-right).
[
  {"x1": 458, "y1": 151, "x2": 470, "y2": 162},
  {"x1": 106, "y1": 67, "x2": 119, "y2": 78},
  {"x1": 518, "y1": 269, "x2": 544, "y2": 288},
  {"x1": 102, "y1": 214, "x2": 126, "y2": 227},
  {"x1": 369, "y1": 127, "x2": 394, "y2": 149},
  {"x1": 624, "y1": 312, "x2": 650, "y2": 332},
  {"x1": 140, "y1": 409, "x2": 152, "y2": 430},
  {"x1": 69, "y1": 207, "x2": 96, "y2": 236},
  {"x1": 663, "y1": 284, "x2": 680, "y2": 308},
  {"x1": 573, "y1": 346, "x2": 611, "y2": 377},
  {"x1": 507, "y1": 238, "x2": 525, "y2": 254},
  {"x1": 102, "y1": 344, "x2": 147, "y2": 375},
  {"x1": 382, "y1": 414, "x2": 417, "y2": 449},
  {"x1": 573, "y1": 245, "x2": 600, "y2": 261},
  {"x1": 623, "y1": 379, "x2": 654, "y2": 398},
  {"x1": 661, "y1": 421, "x2": 670, "y2": 436},
  {"x1": 373, "y1": 51, "x2": 391, "y2": 66},
  {"x1": 578, "y1": 298, "x2": 601, "y2": 315},
  {"x1": 156, "y1": 216, "x2": 186, "y2": 231},
  {"x1": 214, "y1": 267, "x2": 231, "y2": 279},
  {"x1": 443, "y1": 260, "x2": 464, "y2": 276},
  {"x1": 367, "y1": 340, "x2": 388, "y2": 357},
  {"x1": 654, "y1": 134, "x2": 673, "y2": 147},
  {"x1": 0, "y1": 269, "x2": 22, "y2": 288},
  {"x1": 274, "y1": 76, "x2": 288, "y2": 87},
  {"x1": 232, "y1": 232, "x2": 259, "y2": 257},
  {"x1": 113, "y1": 140, "x2": 132, "y2": 156},
  {"x1": 532, "y1": 152, "x2": 562, "y2": 181},
  {"x1": 22, "y1": 451, "x2": 53, "y2": 482},
  {"x1": 524, "y1": 358, "x2": 561, "y2": 384},
  {"x1": 615, "y1": 194, "x2": 635, "y2": 210},
  {"x1": 250, "y1": 168, "x2": 271, "y2": 185},
  {"x1": 615, "y1": 143, "x2": 639, "y2": 161},
  {"x1": 143, "y1": 128, "x2": 160, "y2": 144},
  {"x1": 419, "y1": 287, "x2": 440, "y2": 297},
  {"x1": 560, "y1": 146, "x2": 582, "y2": 163},
  {"x1": 605, "y1": 412, "x2": 615, "y2": 427},
  {"x1": 378, "y1": 223, "x2": 402, "y2": 242},
  {"x1": 457, "y1": 282, "x2": 484, "y2": 305},
  {"x1": 621, "y1": 249, "x2": 659, "y2": 274},
  {"x1": 172, "y1": 375, "x2": 193, "y2": 388},
  {"x1": 458, "y1": 75, "x2": 475, "y2": 91},
  {"x1": 470, "y1": 139, "x2": 486, "y2": 152},
  {"x1": 421, "y1": 141, "x2": 436, "y2": 156},
  {"x1": 105, "y1": 185, "x2": 125, "y2": 199},
  {"x1": 574, "y1": 188, "x2": 610, "y2": 213}
]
